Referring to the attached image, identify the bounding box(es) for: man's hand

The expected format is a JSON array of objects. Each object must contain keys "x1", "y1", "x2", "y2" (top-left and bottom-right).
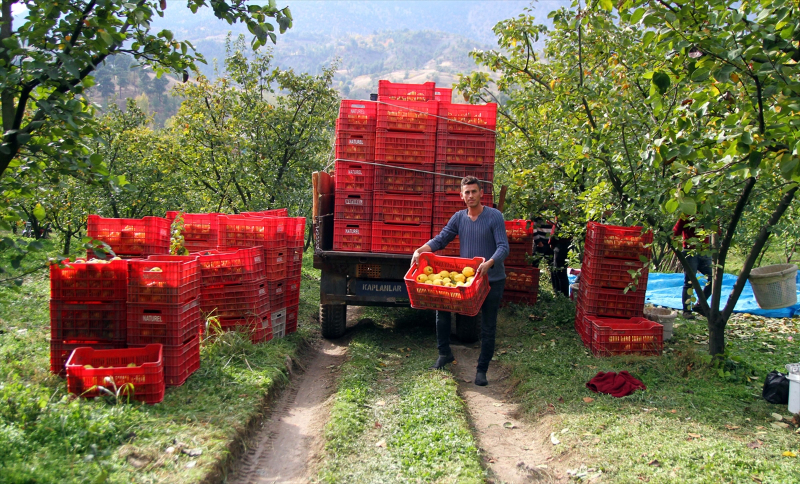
[
  {"x1": 411, "y1": 244, "x2": 433, "y2": 267},
  {"x1": 476, "y1": 259, "x2": 495, "y2": 277}
]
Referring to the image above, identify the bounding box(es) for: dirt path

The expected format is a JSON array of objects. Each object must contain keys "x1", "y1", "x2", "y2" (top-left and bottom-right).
[{"x1": 450, "y1": 344, "x2": 568, "y2": 484}]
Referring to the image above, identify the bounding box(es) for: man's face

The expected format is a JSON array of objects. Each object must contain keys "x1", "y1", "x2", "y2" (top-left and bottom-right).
[{"x1": 460, "y1": 183, "x2": 483, "y2": 208}]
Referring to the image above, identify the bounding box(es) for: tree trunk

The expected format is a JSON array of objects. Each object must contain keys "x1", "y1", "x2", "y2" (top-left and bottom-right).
[
  {"x1": 63, "y1": 229, "x2": 74, "y2": 256},
  {"x1": 707, "y1": 312, "x2": 726, "y2": 355}
]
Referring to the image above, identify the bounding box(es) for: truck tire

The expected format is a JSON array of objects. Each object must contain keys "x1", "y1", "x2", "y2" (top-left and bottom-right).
[
  {"x1": 320, "y1": 304, "x2": 347, "y2": 339},
  {"x1": 455, "y1": 313, "x2": 481, "y2": 344}
]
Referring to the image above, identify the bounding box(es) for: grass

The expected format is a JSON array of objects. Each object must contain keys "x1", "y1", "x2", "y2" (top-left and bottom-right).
[
  {"x1": 0, "y1": 237, "x2": 321, "y2": 483},
  {"x1": 496, "y1": 274, "x2": 800, "y2": 483},
  {"x1": 317, "y1": 309, "x2": 484, "y2": 484}
]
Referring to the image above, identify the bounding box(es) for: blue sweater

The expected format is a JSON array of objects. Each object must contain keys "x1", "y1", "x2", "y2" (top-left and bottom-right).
[{"x1": 426, "y1": 207, "x2": 510, "y2": 282}]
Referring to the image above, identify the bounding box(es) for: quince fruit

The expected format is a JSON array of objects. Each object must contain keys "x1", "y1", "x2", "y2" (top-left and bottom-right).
[
  {"x1": 416, "y1": 274, "x2": 428, "y2": 283},
  {"x1": 438, "y1": 270, "x2": 450, "y2": 279},
  {"x1": 423, "y1": 266, "x2": 434, "y2": 275},
  {"x1": 454, "y1": 274, "x2": 466, "y2": 283},
  {"x1": 442, "y1": 277, "x2": 451, "y2": 284},
  {"x1": 432, "y1": 279, "x2": 443, "y2": 286},
  {"x1": 461, "y1": 266, "x2": 475, "y2": 277},
  {"x1": 449, "y1": 271, "x2": 459, "y2": 279}
]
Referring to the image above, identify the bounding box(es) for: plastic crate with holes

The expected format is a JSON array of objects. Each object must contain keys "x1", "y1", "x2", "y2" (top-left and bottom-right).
[
  {"x1": 271, "y1": 307, "x2": 287, "y2": 339},
  {"x1": 335, "y1": 128, "x2": 376, "y2": 162},
  {"x1": 165, "y1": 212, "x2": 221, "y2": 244},
  {"x1": 434, "y1": 87, "x2": 452, "y2": 102},
  {"x1": 239, "y1": 208, "x2": 289, "y2": 217},
  {"x1": 375, "y1": 130, "x2": 436, "y2": 165},
  {"x1": 191, "y1": 247, "x2": 266, "y2": 285},
  {"x1": 286, "y1": 217, "x2": 306, "y2": 248},
  {"x1": 217, "y1": 215, "x2": 287, "y2": 250},
  {"x1": 504, "y1": 249, "x2": 533, "y2": 267},
  {"x1": 404, "y1": 253, "x2": 489, "y2": 316},
  {"x1": 373, "y1": 163, "x2": 434, "y2": 195},
  {"x1": 263, "y1": 247, "x2": 288, "y2": 281},
  {"x1": 435, "y1": 133, "x2": 496, "y2": 166},
  {"x1": 437, "y1": 102, "x2": 497, "y2": 135},
  {"x1": 577, "y1": 283, "x2": 646, "y2": 319},
  {"x1": 338, "y1": 100, "x2": 377, "y2": 132},
  {"x1": 505, "y1": 266, "x2": 540, "y2": 293},
  {"x1": 432, "y1": 193, "x2": 494, "y2": 229},
  {"x1": 285, "y1": 277, "x2": 301, "y2": 306},
  {"x1": 434, "y1": 164, "x2": 495, "y2": 195},
  {"x1": 266, "y1": 279, "x2": 286, "y2": 310},
  {"x1": 371, "y1": 222, "x2": 432, "y2": 255},
  {"x1": 87, "y1": 215, "x2": 171, "y2": 256},
  {"x1": 589, "y1": 316, "x2": 663, "y2": 357},
  {"x1": 218, "y1": 316, "x2": 272, "y2": 343},
  {"x1": 51, "y1": 341, "x2": 126, "y2": 377},
  {"x1": 286, "y1": 247, "x2": 302, "y2": 277},
  {"x1": 584, "y1": 221, "x2": 653, "y2": 261},
  {"x1": 50, "y1": 300, "x2": 127, "y2": 343},
  {"x1": 183, "y1": 239, "x2": 217, "y2": 253},
  {"x1": 377, "y1": 100, "x2": 439, "y2": 133},
  {"x1": 127, "y1": 256, "x2": 200, "y2": 305},
  {"x1": 66, "y1": 344, "x2": 164, "y2": 404},
  {"x1": 160, "y1": 333, "x2": 200, "y2": 386},
  {"x1": 430, "y1": 234, "x2": 460, "y2": 256},
  {"x1": 333, "y1": 221, "x2": 371, "y2": 252},
  {"x1": 50, "y1": 258, "x2": 129, "y2": 302},
  {"x1": 378, "y1": 80, "x2": 435, "y2": 101},
  {"x1": 581, "y1": 255, "x2": 649, "y2": 290},
  {"x1": 373, "y1": 192, "x2": 433, "y2": 225},
  {"x1": 335, "y1": 161, "x2": 374, "y2": 192},
  {"x1": 285, "y1": 304, "x2": 299, "y2": 334},
  {"x1": 334, "y1": 191, "x2": 373, "y2": 222},
  {"x1": 575, "y1": 306, "x2": 590, "y2": 347},
  {"x1": 200, "y1": 280, "x2": 269, "y2": 319},
  {"x1": 126, "y1": 299, "x2": 201, "y2": 346},
  {"x1": 505, "y1": 220, "x2": 535, "y2": 246}
]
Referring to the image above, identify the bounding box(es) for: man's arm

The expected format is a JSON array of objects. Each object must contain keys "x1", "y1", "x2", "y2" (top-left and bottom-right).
[
  {"x1": 477, "y1": 211, "x2": 510, "y2": 277},
  {"x1": 411, "y1": 212, "x2": 460, "y2": 266}
]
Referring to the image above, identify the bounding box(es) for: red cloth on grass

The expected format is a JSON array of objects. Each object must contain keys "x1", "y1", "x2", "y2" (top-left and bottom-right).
[{"x1": 586, "y1": 371, "x2": 646, "y2": 397}]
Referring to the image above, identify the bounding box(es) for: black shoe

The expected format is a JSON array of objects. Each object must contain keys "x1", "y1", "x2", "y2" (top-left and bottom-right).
[
  {"x1": 474, "y1": 371, "x2": 488, "y2": 386},
  {"x1": 429, "y1": 355, "x2": 455, "y2": 369},
  {"x1": 682, "y1": 310, "x2": 695, "y2": 320}
]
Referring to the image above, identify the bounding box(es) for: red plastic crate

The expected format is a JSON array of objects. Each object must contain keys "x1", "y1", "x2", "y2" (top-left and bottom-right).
[
  {"x1": 575, "y1": 306, "x2": 591, "y2": 347},
  {"x1": 285, "y1": 276, "x2": 300, "y2": 300},
  {"x1": 404, "y1": 253, "x2": 489, "y2": 316},
  {"x1": 375, "y1": 130, "x2": 436, "y2": 164},
  {"x1": 271, "y1": 307, "x2": 287, "y2": 338},
  {"x1": 128, "y1": 256, "x2": 200, "y2": 304},
  {"x1": 266, "y1": 279, "x2": 285, "y2": 309},
  {"x1": 165, "y1": 212, "x2": 221, "y2": 242},
  {"x1": 126, "y1": 299, "x2": 201, "y2": 346},
  {"x1": 201, "y1": 280, "x2": 268, "y2": 319},
  {"x1": 432, "y1": 193, "x2": 494, "y2": 228},
  {"x1": 217, "y1": 215, "x2": 287, "y2": 250},
  {"x1": 263, "y1": 247, "x2": 288, "y2": 281},
  {"x1": 335, "y1": 129, "x2": 376, "y2": 162},
  {"x1": 578, "y1": 283, "x2": 646, "y2": 319},
  {"x1": 501, "y1": 290, "x2": 539, "y2": 307},
  {"x1": 431, "y1": 235, "x2": 460, "y2": 256},
  {"x1": 377, "y1": 100, "x2": 439, "y2": 133},
  {"x1": 373, "y1": 163, "x2": 434, "y2": 194},
  {"x1": 50, "y1": 300, "x2": 127, "y2": 342},
  {"x1": 373, "y1": 192, "x2": 433, "y2": 225},
  {"x1": 505, "y1": 266, "x2": 540, "y2": 293},
  {"x1": 505, "y1": 220, "x2": 535, "y2": 245},
  {"x1": 285, "y1": 304, "x2": 299, "y2": 334},
  {"x1": 286, "y1": 217, "x2": 306, "y2": 248},
  {"x1": 589, "y1": 316, "x2": 663, "y2": 357},
  {"x1": 51, "y1": 341, "x2": 125, "y2": 376},
  {"x1": 378, "y1": 80, "x2": 435, "y2": 101},
  {"x1": 50, "y1": 258, "x2": 128, "y2": 302},
  {"x1": 333, "y1": 221, "x2": 372, "y2": 252},
  {"x1": 505, "y1": 248, "x2": 534, "y2": 267},
  {"x1": 584, "y1": 221, "x2": 653, "y2": 261},
  {"x1": 183, "y1": 239, "x2": 218, "y2": 253},
  {"x1": 581, "y1": 255, "x2": 649, "y2": 290},
  {"x1": 334, "y1": 191, "x2": 373, "y2": 222},
  {"x1": 192, "y1": 247, "x2": 266, "y2": 285},
  {"x1": 434, "y1": 87, "x2": 452, "y2": 102},
  {"x1": 66, "y1": 344, "x2": 164, "y2": 404},
  {"x1": 87, "y1": 215, "x2": 170, "y2": 256},
  {"x1": 162, "y1": 334, "x2": 200, "y2": 386},
  {"x1": 215, "y1": 312, "x2": 272, "y2": 343},
  {"x1": 286, "y1": 247, "x2": 302, "y2": 278},
  {"x1": 434, "y1": 163, "x2": 495, "y2": 195},
  {"x1": 437, "y1": 102, "x2": 497, "y2": 135},
  {"x1": 338, "y1": 100, "x2": 377, "y2": 131},
  {"x1": 371, "y1": 222, "x2": 432, "y2": 254},
  {"x1": 239, "y1": 209, "x2": 289, "y2": 217},
  {"x1": 335, "y1": 161, "x2": 375, "y2": 192},
  {"x1": 435, "y1": 133, "x2": 496, "y2": 165}
]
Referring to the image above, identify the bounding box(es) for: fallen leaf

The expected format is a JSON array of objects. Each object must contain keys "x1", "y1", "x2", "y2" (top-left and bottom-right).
[
  {"x1": 375, "y1": 439, "x2": 386, "y2": 448},
  {"x1": 558, "y1": 396, "x2": 564, "y2": 403},
  {"x1": 185, "y1": 460, "x2": 197, "y2": 469},
  {"x1": 463, "y1": 378, "x2": 471, "y2": 383},
  {"x1": 725, "y1": 425, "x2": 741, "y2": 430},
  {"x1": 687, "y1": 433, "x2": 702, "y2": 439},
  {"x1": 670, "y1": 410, "x2": 678, "y2": 414},
  {"x1": 583, "y1": 397, "x2": 595, "y2": 403},
  {"x1": 503, "y1": 422, "x2": 515, "y2": 429},
  {"x1": 488, "y1": 458, "x2": 497, "y2": 463},
  {"x1": 493, "y1": 403, "x2": 503, "y2": 407},
  {"x1": 782, "y1": 451, "x2": 797, "y2": 457},
  {"x1": 771, "y1": 422, "x2": 789, "y2": 429},
  {"x1": 747, "y1": 440, "x2": 762, "y2": 449},
  {"x1": 182, "y1": 448, "x2": 202, "y2": 457},
  {"x1": 550, "y1": 432, "x2": 561, "y2": 445},
  {"x1": 648, "y1": 459, "x2": 660, "y2": 467},
  {"x1": 374, "y1": 421, "x2": 382, "y2": 428},
  {"x1": 376, "y1": 400, "x2": 386, "y2": 406},
  {"x1": 771, "y1": 413, "x2": 784, "y2": 421}
]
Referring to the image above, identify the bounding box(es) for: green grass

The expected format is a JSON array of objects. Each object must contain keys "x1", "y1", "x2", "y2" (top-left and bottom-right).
[
  {"x1": 317, "y1": 309, "x2": 484, "y2": 484},
  {"x1": 0, "y1": 237, "x2": 321, "y2": 483},
  {"x1": 497, "y1": 282, "x2": 800, "y2": 483}
]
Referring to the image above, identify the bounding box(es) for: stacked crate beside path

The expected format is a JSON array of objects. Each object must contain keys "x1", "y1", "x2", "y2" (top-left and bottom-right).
[
  {"x1": 576, "y1": 222, "x2": 662, "y2": 356},
  {"x1": 431, "y1": 101, "x2": 497, "y2": 256},
  {"x1": 333, "y1": 100, "x2": 377, "y2": 253},
  {"x1": 87, "y1": 215, "x2": 170, "y2": 258},
  {"x1": 49, "y1": 258, "x2": 130, "y2": 376},
  {"x1": 284, "y1": 217, "x2": 306, "y2": 334},
  {"x1": 501, "y1": 220, "x2": 540, "y2": 306},
  {"x1": 166, "y1": 212, "x2": 222, "y2": 253},
  {"x1": 372, "y1": 81, "x2": 438, "y2": 254},
  {"x1": 127, "y1": 256, "x2": 201, "y2": 386}
]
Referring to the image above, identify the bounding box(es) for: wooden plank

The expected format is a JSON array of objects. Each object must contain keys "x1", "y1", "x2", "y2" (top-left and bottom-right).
[{"x1": 497, "y1": 185, "x2": 508, "y2": 212}]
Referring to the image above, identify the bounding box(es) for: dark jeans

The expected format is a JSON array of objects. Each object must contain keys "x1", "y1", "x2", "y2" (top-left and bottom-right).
[
  {"x1": 435, "y1": 279, "x2": 505, "y2": 373},
  {"x1": 551, "y1": 238, "x2": 571, "y2": 297},
  {"x1": 682, "y1": 253, "x2": 713, "y2": 311}
]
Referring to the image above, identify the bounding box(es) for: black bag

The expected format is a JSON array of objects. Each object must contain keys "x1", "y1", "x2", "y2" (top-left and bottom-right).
[{"x1": 762, "y1": 371, "x2": 790, "y2": 404}]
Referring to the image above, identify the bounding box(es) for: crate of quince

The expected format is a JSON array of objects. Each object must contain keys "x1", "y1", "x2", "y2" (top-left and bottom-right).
[{"x1": 404, "y1": 253, "x2": 489, "y2": 316}]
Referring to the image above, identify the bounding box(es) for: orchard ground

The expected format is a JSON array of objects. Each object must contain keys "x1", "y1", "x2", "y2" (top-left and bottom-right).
[{"x1": 1, "y1": 238, "x2": 799, "y2": 483}]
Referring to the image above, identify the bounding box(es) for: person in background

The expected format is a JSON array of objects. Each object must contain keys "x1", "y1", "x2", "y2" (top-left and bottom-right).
[
  {"x1": 533, "y1": 218, "x2": 570, "y2": 297},
  {"x1": 411, "y1": 176, "x2": 509, "y2": 386},
  {"x1": 673, "y1": 215, "x2": 713, "y2": 319}
]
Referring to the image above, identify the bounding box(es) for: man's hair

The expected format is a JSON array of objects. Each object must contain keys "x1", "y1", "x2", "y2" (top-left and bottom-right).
[{"x1": 461, "y1": 175, "x2": 481, "y2": 190}]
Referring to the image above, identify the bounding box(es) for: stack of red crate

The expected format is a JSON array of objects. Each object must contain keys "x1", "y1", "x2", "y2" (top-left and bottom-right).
[
  {"x1": 49, "y1": 258, "x2": 129, "y2": 376},
  {"x1": 502, "y1": 220, "x2": 540, "y2": 305},
  {"x1": 371, "y1": 81, "x2": 438, "y2": 254},
  {"x1": 165, "y1": 212, "x2": 222, "y2": 253},
  {"x1": 333, "y1": 100, "x2": 377, "y2": 252},
  {"x1": 576, "y1": 222, "x2": 662, "y2": 356},
  {"x1": 126, "y1": 256, "x2": 201, "y2": 386},
  {"x1": 284, "y1": 217, "x2": 305, "y2": 334},
  {"x1": 432, "y1": 101, "x2": 497, "y2": 255},
  {"x1": 87, "y1": 215, "x2": 171, "y2": 258}
]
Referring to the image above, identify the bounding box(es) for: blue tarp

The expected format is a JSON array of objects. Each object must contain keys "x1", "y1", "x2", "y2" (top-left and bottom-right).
[{"x1": 570, "y1": 271, "x2": 800, "y2": 318}]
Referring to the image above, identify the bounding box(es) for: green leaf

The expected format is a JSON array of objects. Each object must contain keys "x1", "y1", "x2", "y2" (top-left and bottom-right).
[
  {"x1": 652, "y1": 71, "x2": 671, "y2": 95},
  {"x1": 780, "y1": 156, "x2": 798, "y2": 178},
  {"x1": 665, "y1": 198, "x2": 679, "y2": 213},
  {"x1": 683, "y1": 179, "x2": 693, "y2": 194},
  {"x1": 33, "y1": 204, "x2": 45, "y2": 221},
  {"x1": 598, "y1": 0, "x2": 614, "y2": 11},
  {"x1": 630, "y1": 8, "x2": 645, "y2": 24},
  {"x1": 679, "y1": 199, "x2": 697, "y2": 215}
]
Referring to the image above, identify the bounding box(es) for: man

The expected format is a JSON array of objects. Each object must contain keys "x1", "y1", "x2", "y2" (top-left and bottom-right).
[
  {"x1": 411, "y1": 176, "x2": 509, "y2": 386},
  {"x1": 533, "y1": 218, "x2": 570, "y2": 297},
  {"x1": 673, "y1": 215, "x2": 713, "y2": 319}
]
